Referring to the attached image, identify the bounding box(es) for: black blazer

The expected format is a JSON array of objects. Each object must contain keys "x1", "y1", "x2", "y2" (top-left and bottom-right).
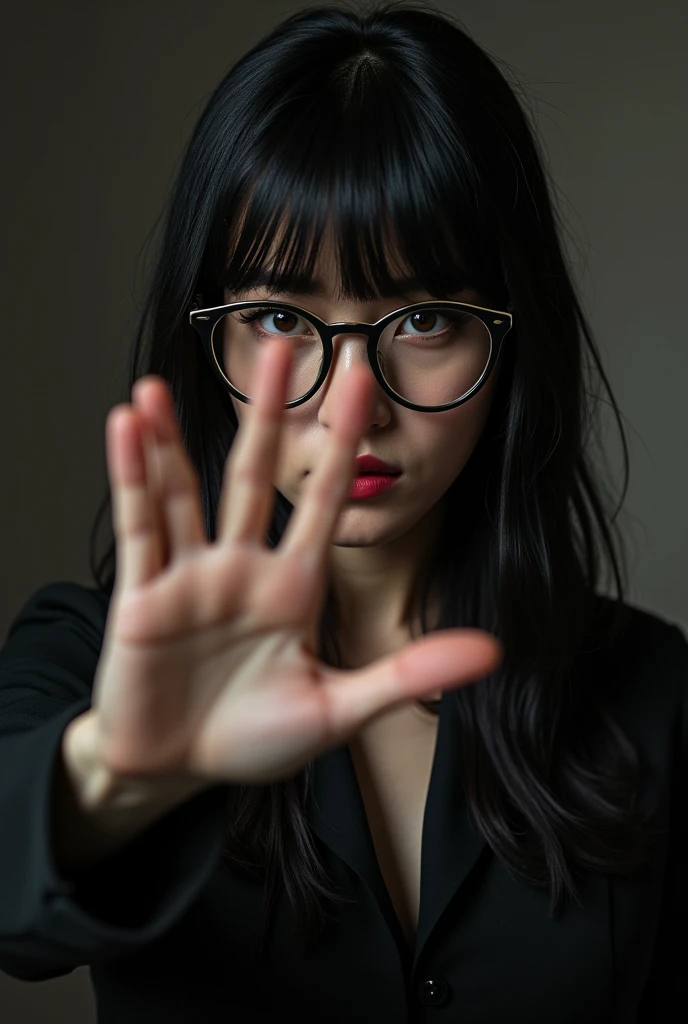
[{"x1": 0, "y1": 581, "x2": 686, "y2": 1023}]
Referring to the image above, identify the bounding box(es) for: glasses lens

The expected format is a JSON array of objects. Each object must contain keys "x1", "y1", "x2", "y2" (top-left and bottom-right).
[
  {"x1": 212, "y1": 306, "x2": 324, "y2": 403},
  {"x1": 378, "y1": 306, "x2": 492, "y2": 407},
  {"x1": 211, "y1": 304, "x2": 492, "y2": 407}
]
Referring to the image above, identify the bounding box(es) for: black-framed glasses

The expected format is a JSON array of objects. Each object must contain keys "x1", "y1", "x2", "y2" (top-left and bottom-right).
[{"x1": 189, "y1": 298, "x2": 514, "y2": 413}]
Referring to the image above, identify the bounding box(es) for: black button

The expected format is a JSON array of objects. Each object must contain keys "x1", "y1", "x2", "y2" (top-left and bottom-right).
[{"x1": 418, "y1": 977, "x2": 451, "y2": 1006}]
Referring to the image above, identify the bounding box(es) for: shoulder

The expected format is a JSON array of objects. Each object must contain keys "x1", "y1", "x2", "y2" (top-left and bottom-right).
[
  {"x1": 585, "y1": 592, "x2": 687, "y2": 757},
  {"x1": 588, "y1": 591, "x2": 687, "y2": 685},
  {"x1": 1, "y1": 579, "x2": 111, "y2": 662},
  {"x1": 0, "y1": 580, "x2": 113, "y2": 729}
]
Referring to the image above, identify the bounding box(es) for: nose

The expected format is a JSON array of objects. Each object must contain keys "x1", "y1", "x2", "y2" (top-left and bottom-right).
[
  {"x1": 331, "y1": 330, "x2": 371, "y2": 362},
  {"x1": 316, "y1": 330, "x2": 390, "y2": 426},
  {"x1": 330, "y1": 330, "x2": 385, "y2": 385}
]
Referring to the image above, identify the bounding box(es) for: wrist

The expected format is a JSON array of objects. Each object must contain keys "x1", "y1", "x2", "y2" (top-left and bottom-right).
[
  {"x1": 63, "y1": 709, "x2": 209, "y2": 814},
  {"x1": 63, "y1": 709, "x2": 121, "y2": 811}
]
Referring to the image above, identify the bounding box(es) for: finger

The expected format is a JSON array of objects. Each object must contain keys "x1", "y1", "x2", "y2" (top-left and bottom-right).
[
  {"x1": 107, "y1": 404, "x2": 166, "y2": 591},
  {"x1": 131, "y1": 377, "x2": 206, "y2": 558},
  {"x1": 318, "y1": 631, "x2": 503, "y2": 740},
  {"x1": 280, "y1": 363, "x2": 374, "y2": 565},
  {"x1": 217, "y1": 336, "x2": 292, "y2": 545}
]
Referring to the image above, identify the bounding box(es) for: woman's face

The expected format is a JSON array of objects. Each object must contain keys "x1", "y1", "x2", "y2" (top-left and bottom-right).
[{"x1": 225, "y1": 234, "x2": 504, "y2": 552}]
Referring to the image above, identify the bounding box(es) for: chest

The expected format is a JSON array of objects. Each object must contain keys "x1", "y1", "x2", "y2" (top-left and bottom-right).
[{"x1": 348, "y1": 704, "x2": 440, "y2": 949}]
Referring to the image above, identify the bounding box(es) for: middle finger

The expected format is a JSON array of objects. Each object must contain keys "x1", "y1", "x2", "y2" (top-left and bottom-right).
[
  {"x1": 280, "y1": 364, "x2": 374, "y2": 567},
  {"x1": 217, "y1": 335, "x2": 292, "y2": 545}
]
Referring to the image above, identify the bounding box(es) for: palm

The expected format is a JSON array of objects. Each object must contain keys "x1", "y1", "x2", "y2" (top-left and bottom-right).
[{"x1": 95, "y1": 336, "x2": 502, "y2": 785}]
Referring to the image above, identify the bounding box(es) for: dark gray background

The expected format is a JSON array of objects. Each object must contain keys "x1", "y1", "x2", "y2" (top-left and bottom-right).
[{"x1": 1, "y1": 1, "x2": 686, "y2": 1019}]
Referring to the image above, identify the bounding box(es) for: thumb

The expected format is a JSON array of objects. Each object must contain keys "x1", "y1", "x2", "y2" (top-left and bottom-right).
[{"x1": 320, "y1": 629, "x2": 503, "y2": 739}]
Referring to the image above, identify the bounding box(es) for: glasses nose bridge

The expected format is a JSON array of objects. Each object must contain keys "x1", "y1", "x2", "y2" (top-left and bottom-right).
[
  {"x1": 327, "y1": 322, "x2": 379, "y2": 375},
  {"x1": 329, "y1": 320, "x2": 380, "y2": 349},
  {"x1": 329, "y1": 320, "x2": 376, "y2": 339}
]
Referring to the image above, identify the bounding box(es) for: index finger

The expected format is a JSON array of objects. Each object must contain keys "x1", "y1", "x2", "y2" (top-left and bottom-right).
[
  {"x1": 279, "y1": 364, "x2": 375, "y2": 566},
  {"x1": 217, "y1": 335, "x2": 293, "y2": 545}
]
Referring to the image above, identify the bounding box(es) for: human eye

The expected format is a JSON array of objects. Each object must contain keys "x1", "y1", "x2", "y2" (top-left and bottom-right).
[
  {"x1": 397, "y1": 308, "x2": 469, "y2": 339},
  {"x1": 236, "y1": 306, "x2": 315, "y2": 338}
]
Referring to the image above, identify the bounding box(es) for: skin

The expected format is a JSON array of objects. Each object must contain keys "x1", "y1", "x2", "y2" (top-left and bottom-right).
[{"x1": 225, "y1": 229, "x2": 503, "y2": 686}]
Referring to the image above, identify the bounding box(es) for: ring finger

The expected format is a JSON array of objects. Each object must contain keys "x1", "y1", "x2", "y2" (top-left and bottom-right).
[{"x1": 217, "y1": 336, "x2": 292, "y2": 545}]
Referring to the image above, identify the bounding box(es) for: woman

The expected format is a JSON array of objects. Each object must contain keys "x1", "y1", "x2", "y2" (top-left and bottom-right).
[{"x1": 0, "y1": 3, "x2": 685, "y2": 1021}]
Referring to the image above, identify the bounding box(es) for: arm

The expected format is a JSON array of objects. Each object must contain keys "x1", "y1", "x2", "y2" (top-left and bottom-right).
[
  {"x1": 53, "y1": 708, "x2": 211, "y2": 877},
  {"x1": 636, "y1": 622, "x2": 688, "y2": 1020},
  {"x1": 0, "y1": 582, "x2": 231, "y2": 981}
]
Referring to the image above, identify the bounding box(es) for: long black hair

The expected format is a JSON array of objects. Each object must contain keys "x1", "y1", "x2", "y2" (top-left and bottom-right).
[{"x1": 89, "y1": 0, "x2": 659, "y2": 958}]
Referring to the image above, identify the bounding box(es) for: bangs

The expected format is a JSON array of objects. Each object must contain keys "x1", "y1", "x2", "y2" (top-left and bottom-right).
[{"x1": 211, "y1": 46, "x2": 502, "y2": 305}]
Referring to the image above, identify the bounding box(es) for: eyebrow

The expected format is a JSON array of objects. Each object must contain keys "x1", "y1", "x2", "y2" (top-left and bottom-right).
[{"x1": 226, "y1": 268, "x2": 473, "y2": 300}]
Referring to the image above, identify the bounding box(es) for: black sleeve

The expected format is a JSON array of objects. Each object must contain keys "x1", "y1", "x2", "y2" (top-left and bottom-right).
[
  {"x1": 0, "y1": 581, "x2": 232, "y2": 982},
  {"x1": 637, "y1": 622, "x2": 688, "y2": 1020}
]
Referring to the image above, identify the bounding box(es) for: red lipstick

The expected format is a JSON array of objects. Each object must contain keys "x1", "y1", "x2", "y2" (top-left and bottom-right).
[
  {"x1": 349, "y1": 454, "x2": 402, "y2": 500},
  {"x1": 354, "y1": 454, "x2": 400, "y2": 475}
]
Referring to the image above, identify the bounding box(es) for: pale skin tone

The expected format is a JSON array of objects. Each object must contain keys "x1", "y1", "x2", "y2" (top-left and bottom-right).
[
  {"x1": 51, "y1": 253, "x2": 504, "y2": 917},
  {"x1": 226, "y1": 230, "x2": 503, "y2": 695},
  {"x1": 78, "y1": 219, "x2": 505, "y2": 802},
  {"x1": 52, "y1": 242, "x2": 505, "y2": 881}
]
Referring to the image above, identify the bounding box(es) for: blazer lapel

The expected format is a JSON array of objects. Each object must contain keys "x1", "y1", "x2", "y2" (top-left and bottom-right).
[
  {"x1": 306, "y1": 685, "x2": 489, "y2": 970},
  {"x1": 306, "y1": 723, "x2": 409, "y2": 956},
  {"x1": 413, "y1": 684, "x2": 489, "y2": 971}
]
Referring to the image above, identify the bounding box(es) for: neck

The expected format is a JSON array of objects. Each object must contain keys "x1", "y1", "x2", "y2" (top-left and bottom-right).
[{"x1": 327, "y1": 498, "x2": 446, "y2": 648}]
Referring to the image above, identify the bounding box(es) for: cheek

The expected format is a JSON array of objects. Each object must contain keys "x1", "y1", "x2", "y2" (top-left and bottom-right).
[
  {"x1": 229, "y1": 396, "x2": 242, "y2": 427},
  {"x1": 461, "y1": 369, "x2": 500, "y2": 438},
  {"x1": 270, "y1": 417, "x2": 307, "y2": 494},
  {"x1": 422, "y1": 380, "x2": 497, "y2": 473}
]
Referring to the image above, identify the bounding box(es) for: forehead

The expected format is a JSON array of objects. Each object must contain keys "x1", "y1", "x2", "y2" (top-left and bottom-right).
[
  {"x1": 228, "y1": 218, "x2": 475, "y2": 302},
  {"x1": 224, "y1": 191, "x2": 480, "y2": 307}
]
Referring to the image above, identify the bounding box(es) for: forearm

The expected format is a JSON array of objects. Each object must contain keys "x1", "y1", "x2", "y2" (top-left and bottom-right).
[{"x1": 52, "y1": 709, "x2": 212, "y2": 877}]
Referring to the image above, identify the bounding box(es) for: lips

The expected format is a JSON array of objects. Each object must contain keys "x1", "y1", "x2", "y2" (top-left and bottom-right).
[{"x1": 354, "y1": 454, "x2": 401, "y2": 475}]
